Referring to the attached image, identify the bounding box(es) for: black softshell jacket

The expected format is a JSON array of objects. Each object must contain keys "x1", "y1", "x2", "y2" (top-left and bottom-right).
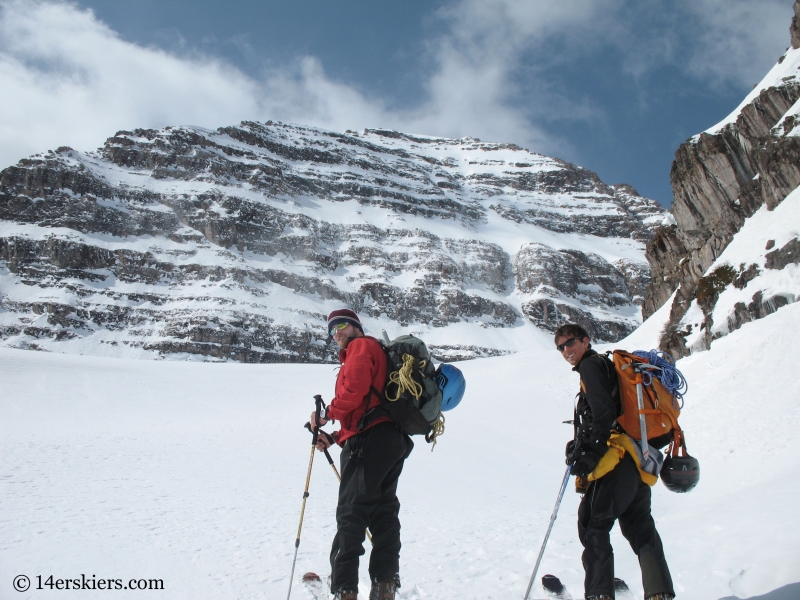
[{"x1": 573, "y1": 349, "x2": 620, "y2": 460}]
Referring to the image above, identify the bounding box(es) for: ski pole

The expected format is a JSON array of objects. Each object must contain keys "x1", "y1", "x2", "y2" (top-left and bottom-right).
[
  {"x1": 523, "y1": 465, "x2": 572, "y2": 600},
  {"x1": 287, "y1": 396, "x2": 324, "y2": 600},
  {"x1": 305, "y1": 422, "x2": 341, "y2": 480},
  {"x1": 305, "y1": 422, "x2": 373, "y2": 545}
]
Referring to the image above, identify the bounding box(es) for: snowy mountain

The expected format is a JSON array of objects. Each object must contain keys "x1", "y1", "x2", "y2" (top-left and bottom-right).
[
  {"x1": 643, "y1": 2, "x2": 800, "y2": 358},
  {"x1": 0, "y1": 123, "x2": 665, "y2": 362}
]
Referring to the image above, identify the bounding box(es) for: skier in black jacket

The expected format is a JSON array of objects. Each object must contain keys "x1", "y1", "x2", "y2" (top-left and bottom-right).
[{"x1": 555, "y1": 323, "x2": 675, "y2": 600}]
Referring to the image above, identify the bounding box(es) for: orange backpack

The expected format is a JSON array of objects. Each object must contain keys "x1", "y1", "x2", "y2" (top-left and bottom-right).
[{"x1": 609, "y1": 350, "x2": 686, "y2": 456}]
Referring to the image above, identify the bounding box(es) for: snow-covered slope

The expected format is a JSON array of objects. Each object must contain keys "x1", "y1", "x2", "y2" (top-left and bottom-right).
[
  {"x1": 2, "y1": 301, "x2": 797, "y2": 600},
  {"x1": 706, "y1": 45, "x2": 800, "y2": 136},
  {"x1": 0, "y1": 123, "x2": 666, "y2": 362},
  {"x1": 677, "y1": 185, "x2": 800, "y2": 353}
]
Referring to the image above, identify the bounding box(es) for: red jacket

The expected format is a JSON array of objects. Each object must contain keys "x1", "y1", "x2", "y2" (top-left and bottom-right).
[{"x1": 327, "y1": 336, "x2": 389, "y2": 445}]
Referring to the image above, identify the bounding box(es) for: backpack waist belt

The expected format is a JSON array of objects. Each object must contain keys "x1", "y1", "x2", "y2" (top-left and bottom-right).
[{"x1": 586, "y1": 433, "x2": 659, "y2": 486}]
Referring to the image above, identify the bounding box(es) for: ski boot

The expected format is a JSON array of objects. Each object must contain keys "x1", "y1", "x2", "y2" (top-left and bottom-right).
[
  {"x1": 369, "y1": 580, "x2": 397, "y2": 600},
  {"x1": 333, "y1": 590, "x2": 358, "y2": 600},
  {"x1": 586, "y1": 596, "x2": 613, "y2": 600},
  {"x1": 646, "y1": 595, "x2": 675, "y2": 600}
]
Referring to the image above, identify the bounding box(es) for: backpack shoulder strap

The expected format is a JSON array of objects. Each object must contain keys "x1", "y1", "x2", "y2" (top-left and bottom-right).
[
  {"x1": 357, "y1": 385, "x2": 390, "y2": 431},
  {"x1": 362, "y1": 335, "x2": 385, "y2": 348},
  {"x1": 602, "y1": 351, "x2": 619, "y2": 398},
  {"x1": 580, "y1": 352, "x2": 617, "y2": 390},
  {"x1": 591, "y1": 351, "x2": 621, "y2": 420}
]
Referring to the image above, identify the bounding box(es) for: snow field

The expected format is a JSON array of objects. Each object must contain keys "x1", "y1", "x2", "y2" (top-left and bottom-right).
[
  {"x1": 1, "y1": 302, "x2": 799, "y2": 599},
  {"x1": 651, "y1": 301, "x2": 800, "y2": 600}
]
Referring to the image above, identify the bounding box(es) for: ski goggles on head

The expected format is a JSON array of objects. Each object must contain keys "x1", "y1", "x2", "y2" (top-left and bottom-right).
[
  {"x1": 556, "y1": 337, "x2": 580, "y2": 352},
  {"x1": 329, "y1": 322, "x2": 349, "y2": 337}
]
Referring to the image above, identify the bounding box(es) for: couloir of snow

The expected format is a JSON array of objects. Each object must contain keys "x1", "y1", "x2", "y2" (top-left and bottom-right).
[{"x1": 1, "y1": 296, "x2": 798, "y2": 599}]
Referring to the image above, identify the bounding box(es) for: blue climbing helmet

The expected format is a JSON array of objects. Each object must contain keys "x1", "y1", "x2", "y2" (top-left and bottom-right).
[{"x1": 435, "y1": 364, "x2": 466, "y2": 412}]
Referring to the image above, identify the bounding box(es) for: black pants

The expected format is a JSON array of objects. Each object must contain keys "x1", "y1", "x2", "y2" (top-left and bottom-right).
[
  {"x1": 578, "y1": 454, "x2": 674, "y2": 599},
  {"x1": 329, "y1": 422, "x2": 413, "y2": 593}
]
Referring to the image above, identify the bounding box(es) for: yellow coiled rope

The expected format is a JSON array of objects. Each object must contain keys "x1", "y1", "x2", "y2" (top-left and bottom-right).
[
  {"x1": 428, "y1": 413, "x2": 445, "y2": 450},
  {"x1": 386, "y1": 354, "x2": 425, "y2": 402},
  {"x1": 385, "y1": 353, "x2": 445, "y2": 449}
]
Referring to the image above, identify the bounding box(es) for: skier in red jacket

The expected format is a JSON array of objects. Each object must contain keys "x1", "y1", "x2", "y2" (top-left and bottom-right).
[{"x1": 310, "y1": 309, "x2": 412, "y2": 600}]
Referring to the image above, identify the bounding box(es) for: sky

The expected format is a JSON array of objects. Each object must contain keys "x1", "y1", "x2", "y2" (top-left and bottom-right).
[{"x1": 0, "y1": 0, "x2": 793, "y2": 206}]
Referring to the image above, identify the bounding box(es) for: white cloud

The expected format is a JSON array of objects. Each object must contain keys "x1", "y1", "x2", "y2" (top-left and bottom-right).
[
  {"x1": 397, "y1": 0, "x2": 607, "y2": 156},
  {"x1": 0, "y1": 0, "x2": 263, "y2": 167},
  {"x1": 588, "y1": 0, "x2": 792, "y2": 88},
  {"x1": 681, "y1": 0, "x2": 792, "y2": 88},
  {"x1": 0, "y1": 0, "x2": 607, "y2": 169},
  {"x1": 0, "y1": 0, "x2": 793, "y2": 170}
]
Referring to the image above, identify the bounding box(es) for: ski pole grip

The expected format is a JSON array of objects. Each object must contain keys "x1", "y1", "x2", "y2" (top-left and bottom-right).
[
  {"x1": 308, "y1": 426, "x2": 336, "y2": 465},
  {"x1": 311, "y1": 395, "x2": 325, "y2": 445},
  {"x1": 305, "y1": 422, "x2": 335, "y2": 444},
  {"x1": 313, "y1": 394, "x2": 325, "y2": 423},
  {"x1": 304, "y1": 421, "x2": 318, "y2": 446},
  {"x1": 318, "y1": 429, "x2": 334, "y2": 445}
]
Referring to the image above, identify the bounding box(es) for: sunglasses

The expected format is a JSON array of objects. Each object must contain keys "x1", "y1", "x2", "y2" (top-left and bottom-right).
[
  {"x1": 556, "y1": 337, "x2": 581, "y2": 352},
  {"x1": 329, "y1": 322, "x2": 349, "y2": 337}
]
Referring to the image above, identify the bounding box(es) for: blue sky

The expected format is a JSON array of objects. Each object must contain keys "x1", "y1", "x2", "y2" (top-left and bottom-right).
[{"x1": 0, "y1": 0, "x2": 793, "y2": 205}]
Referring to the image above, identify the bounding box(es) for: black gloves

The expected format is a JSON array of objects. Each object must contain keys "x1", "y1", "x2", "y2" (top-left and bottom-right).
[
  {"x1": 318, "y1": 429, "x2": 336, "y2": 446},
  {"x1": 565, "y1": 440, "x2": 577, "y2": 463},
  {"x1": 570, "y1": 449, "x2": 601, "y2": 477},
  {"x1": 565, "y1": 437, "x2": 606, "y2": 477}
]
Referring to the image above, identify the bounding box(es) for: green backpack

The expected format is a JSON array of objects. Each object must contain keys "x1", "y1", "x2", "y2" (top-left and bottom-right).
[{"x1": 364, "y1": 333, "x2": 445, "y2": 446}]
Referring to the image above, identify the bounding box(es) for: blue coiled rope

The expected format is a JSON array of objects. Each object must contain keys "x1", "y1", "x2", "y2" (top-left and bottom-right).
[{"x1": 632, "y1": 349, "x2": 688, "y2": 405}]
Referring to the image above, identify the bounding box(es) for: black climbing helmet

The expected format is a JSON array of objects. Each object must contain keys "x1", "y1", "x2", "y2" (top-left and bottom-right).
[{"x1": 661, "y1": 454, "x2": 700, "y2": 493}]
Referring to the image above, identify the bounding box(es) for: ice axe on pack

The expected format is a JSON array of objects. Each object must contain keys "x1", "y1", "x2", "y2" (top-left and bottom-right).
[{"x1": 628, "y1": 362, "x2": 656, "y2": 462}]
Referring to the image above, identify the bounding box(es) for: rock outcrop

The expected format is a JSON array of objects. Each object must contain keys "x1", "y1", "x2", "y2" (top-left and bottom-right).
[
  {"x1": 644, "y1": 6, "x2": 800, "y2": 357},
  {"x1": 0, "y1": 123, "x2": 664, "y2": 362}
]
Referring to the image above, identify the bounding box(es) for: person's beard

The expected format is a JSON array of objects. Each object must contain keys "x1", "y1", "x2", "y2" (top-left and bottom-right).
[{"x1": 337, "y1": 332, "x2": 361, "y2": 349}]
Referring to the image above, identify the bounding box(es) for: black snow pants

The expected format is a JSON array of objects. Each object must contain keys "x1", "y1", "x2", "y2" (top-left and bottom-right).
[
  {"x1": 329, "y1": 422, "x2": 413, "y2": 593},
  {"x1": 578, "y1": 453, "x2": 674, "y2": 599}
]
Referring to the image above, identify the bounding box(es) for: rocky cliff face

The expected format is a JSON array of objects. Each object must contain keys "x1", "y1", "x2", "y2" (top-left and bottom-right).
[
  {"x1": 644, "y1": 4, "x2": 800, "y2": 357},
  {"x1": 0, "y1": 122, "x2": 664, "y2": 362}
]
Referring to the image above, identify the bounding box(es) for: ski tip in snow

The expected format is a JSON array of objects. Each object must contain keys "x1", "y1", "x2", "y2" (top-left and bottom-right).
[
  {"x1": 539, "y1": 574, "x2": 629, "y2": 599},
  {"x1": 301, "y1": 572, "x2": 327, "y2": 600},
  {"x1": 541, "y1": 574, "x2": 572, "y2": 600},
  {"x1": 614, "y1": 577, "x2": 635, "y2": 597},
  {"x1": 614, "y1": 577, "x2": 630, "y2": 592}
]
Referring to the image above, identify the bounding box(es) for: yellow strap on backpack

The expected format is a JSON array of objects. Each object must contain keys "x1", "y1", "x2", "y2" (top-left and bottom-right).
[{"x1": 585, "y1": 433, "x2": 658, "y2": 486}]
